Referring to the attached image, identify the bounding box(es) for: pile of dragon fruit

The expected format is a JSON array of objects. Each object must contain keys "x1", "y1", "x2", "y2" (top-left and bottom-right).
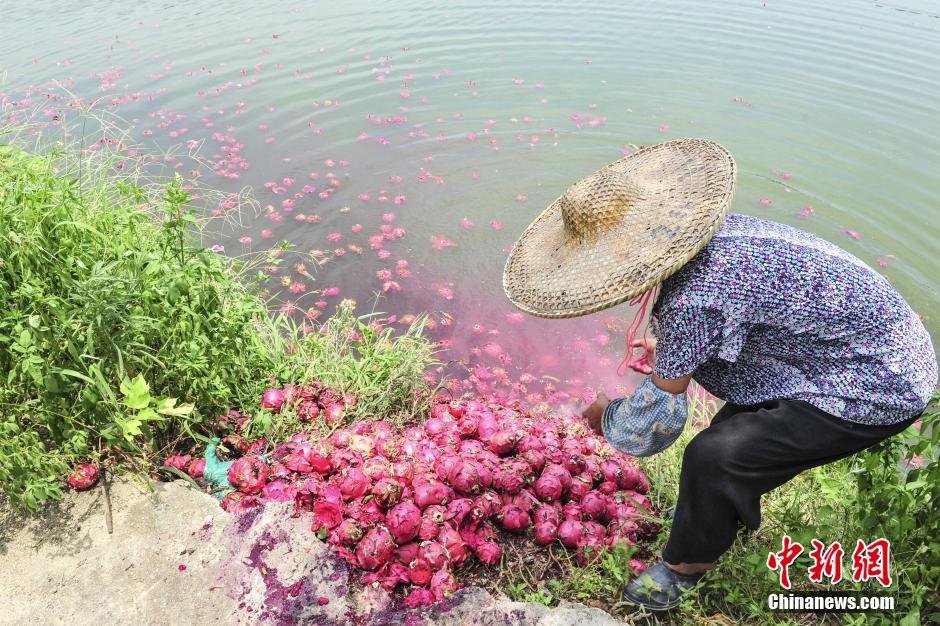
[{"x1": 158, "y1": 384, "x2": 658, "y2": 607}]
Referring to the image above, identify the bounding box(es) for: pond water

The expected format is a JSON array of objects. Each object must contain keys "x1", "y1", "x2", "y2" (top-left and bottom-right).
[{"x1": 2, "y1": 0, "x2": 938, "y2": 405}]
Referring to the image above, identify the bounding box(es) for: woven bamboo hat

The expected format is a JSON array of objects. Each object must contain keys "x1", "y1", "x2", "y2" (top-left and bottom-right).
[{"x1": 503, "y1": 138, "x2": 735, "y2": 318}]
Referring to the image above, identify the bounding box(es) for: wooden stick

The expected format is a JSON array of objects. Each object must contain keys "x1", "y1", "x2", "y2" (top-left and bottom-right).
[{"x1": 102, "y1": 467, "x2": 114, "y2": 535}]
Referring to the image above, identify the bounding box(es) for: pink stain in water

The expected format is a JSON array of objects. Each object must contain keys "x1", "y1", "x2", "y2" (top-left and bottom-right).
[{"x1": 461, "y1": 218, "x2": 474, "y2": 229}]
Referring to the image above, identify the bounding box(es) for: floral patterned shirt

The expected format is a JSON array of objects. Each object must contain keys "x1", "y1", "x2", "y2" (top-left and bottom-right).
[{"x1": 651, "y1": 213, "x2": 937, "y2": 425}]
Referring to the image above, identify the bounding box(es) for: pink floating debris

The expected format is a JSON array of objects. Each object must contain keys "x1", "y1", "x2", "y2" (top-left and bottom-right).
[
  {"x1": 759, "y1": 198, "x2": 773, "y2": 207},
  {"x1": 431, "y1": 235, "x2": 456, "y2": 250},
  {"x1": 489, "y1": 220, "x2": 503, "y2": 231},
  {"x1": 658, "y1": 124, "x2": 670, "y2": 133},
  {"x1": 798, "y1": 206, "x2": 816, "y2": 218},
  {"x1": 461, "y1": 218, "x2": 474, "y2": 229},
  {"x1": 844, "y1": 229, "x2": 861, "y2": 240}
]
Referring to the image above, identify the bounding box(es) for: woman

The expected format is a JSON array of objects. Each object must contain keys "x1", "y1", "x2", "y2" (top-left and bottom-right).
[{"x1": 502, "y1": 139, "x2": 936, "y2": 611}]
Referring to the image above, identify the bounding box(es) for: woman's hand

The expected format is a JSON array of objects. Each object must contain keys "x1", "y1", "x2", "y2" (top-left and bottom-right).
[{"x1": 582, "y1": 391, "x2": 610, "y2": 436}]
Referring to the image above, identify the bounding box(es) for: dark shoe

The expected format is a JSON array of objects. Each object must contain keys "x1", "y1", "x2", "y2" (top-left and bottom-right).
[{"x1": 622, "y1": 561, "x2": 704, "y2": 611}]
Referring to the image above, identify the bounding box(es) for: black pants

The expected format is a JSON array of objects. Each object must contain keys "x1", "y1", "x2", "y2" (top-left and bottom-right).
[{"x1": 662, "y1": 399, "x2": 917, "y2": 565}]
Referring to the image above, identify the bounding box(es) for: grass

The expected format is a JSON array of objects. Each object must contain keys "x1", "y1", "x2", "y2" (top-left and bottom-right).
[
  {"x1": 0, "y1": 135, "x2": 439, "y2": 510},
  {"x1": 497, "y1": 389, "x2": 939, "y2": 626}
]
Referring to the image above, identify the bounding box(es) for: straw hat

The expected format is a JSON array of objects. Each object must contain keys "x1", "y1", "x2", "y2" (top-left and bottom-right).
[{"x1": 503, "y1": 138, "x2": 735, "y2": 318}]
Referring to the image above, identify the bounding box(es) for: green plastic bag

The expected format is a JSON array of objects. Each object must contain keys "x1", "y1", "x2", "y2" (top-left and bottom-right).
[{"x1": 203, "y1": 437, "x2": 234, "y2": 499}]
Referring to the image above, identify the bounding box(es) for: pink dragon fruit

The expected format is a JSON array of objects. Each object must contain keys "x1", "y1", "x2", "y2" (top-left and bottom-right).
[
  {"x1": 414, "y1": 540, "x2": 445, "y2": 570},
  {"x1": 408, "y1": 557, "x2": 433, "y2": 586},
  {"x1": 220, "y1": 491, "x2": 261, "y2": 513},
  {"x1": 558, "y1": 520, "x2": 586, "y2": 548},
  {"x1": 533, "y1": 504, "x2": 561, "y2": 527},
  {"x1": 371, "y1": 477, "x2": 403, "y2": 509},
  {"x1": 533, "y1": 472, "x2": 564, "y2": 502},
  {"x1": 261, "y1": 479, "x2": 296, "y2": 502},
  {"x1": 448, "y1": 461, "x2": 484, "y2": 496},
  {"x1": 394, "y1": 541, "x2": 420, "y2": 564},
  {"x1": 499, "y1": 505, "x2": 532, "y2": 533},
  {"x1": 473, "y1": 491, "x2": 501, "y2": 519},
  {"x1": 446, "y1": 498, "x2": 475, "y2": 527},
  {"x1": 457, "y1": 414, "x2": 479, "y2": 437},
  {"x1": 413, "y1": 479, "x2": 452, "y2": 508},
  {"x1": 438, "y1": 524, "x2": 469, "y2": 566},
  {"x1": 227, "y1": 455, "x2": 269, "y2": 494},
  {"x1": 581, "y1": 491, "x2": 608, "y2": 520},
  {"x1": 339, "y1": 468, "x2": 371, "y2": 500},
  {"x1": 434, "y1": 454, "x2": 462, "y2": 482},
  {"x1": 186, "y1": 458, "x2": 206, "y2": 479},
  {"x1": 346, "y1": 497, "x2": 386, "y2": 529},
  {"x1": 494, "y1": 460, "x2": 532, "y2": 494},
  {"x1": 568, "y1": 474, "x2": 593, "y2": 500},
  {"x1": 333, "y1": 518, "x2": 364, "y2": 546},
  {"x1": 419, "y1": 505, "x2": 446, "y2": 540},
  {"x1": 312, "y1": 500, "x2": 344, "y2": 531},
  {"x1": 163, "y1": 454, "x2": 191, "y2": 471},
  {"x1": 262, "y1": 387, "x2": 286, "y2": 411},
  {"x1": 475, "y1": 541, "x2": 502, "y2": 565},
  {"x1": 488, "y1": 429, "x2": 518, "y2": 455},
  {"x1": 386, "y1": 502, "x2": 422, "y2": 544},
  {"x1": 533, "y1": 522, "x2": 558, "y2": 545},
  {"x1": 66, "y1": 463, "x2": 100, "y2": 491},
  {"x1": 405, "y1": 588, "x2": 435, "y2": 608},
  {"x1": 430, "y1": 568, "x2": 459, "y2": 600},
  {"x1": 355, "y1": 526, "x2": 396, "y2": 571},
  {"x1": 521, "y1": 449, "x2": 546, "y2": 474}
]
